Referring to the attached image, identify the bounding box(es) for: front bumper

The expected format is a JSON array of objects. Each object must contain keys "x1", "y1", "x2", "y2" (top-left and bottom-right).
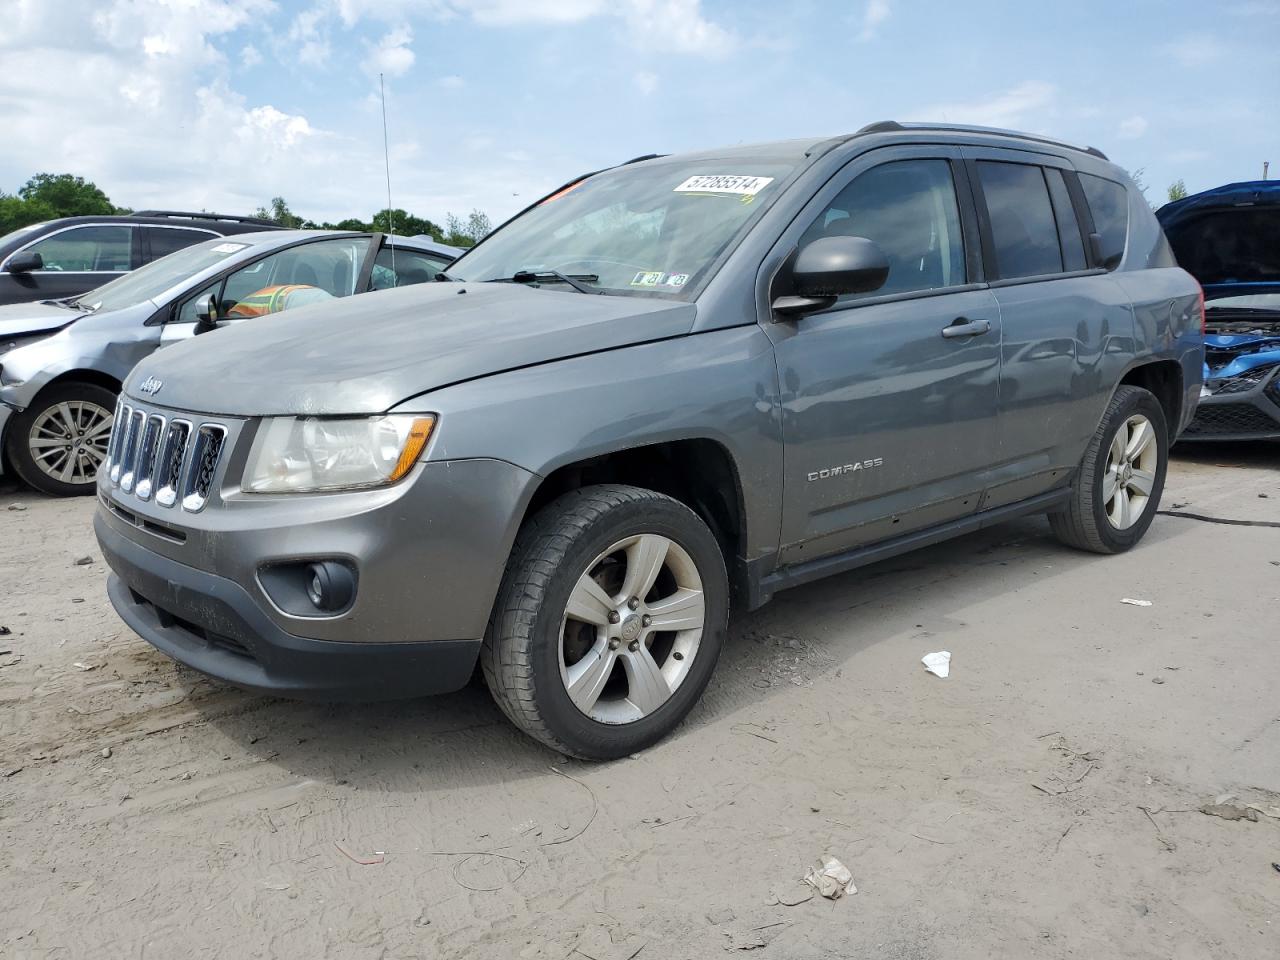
[
  {"x1": 99, "y1": 513, "x2": 482, "y2": 699},
  {"x1": 1180, "y1": 367, "x2": 1280, "y2": 441},
  {"x1": 96, "y1": 455, "x2": 539, "y2": 700}
]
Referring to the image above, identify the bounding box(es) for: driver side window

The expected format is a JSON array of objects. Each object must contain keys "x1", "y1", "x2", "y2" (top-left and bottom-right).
[
  {"x1": 174, "y1": 237, "x2": 372, "y2": 322},
  {"x1": 800, "y1": 159, "x2": 966, "y2": 301}
]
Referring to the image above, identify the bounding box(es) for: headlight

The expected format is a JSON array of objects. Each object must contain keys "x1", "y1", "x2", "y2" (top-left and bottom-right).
[{"x1": 243, "y1": 415, "x2": 436, "y2": 493}]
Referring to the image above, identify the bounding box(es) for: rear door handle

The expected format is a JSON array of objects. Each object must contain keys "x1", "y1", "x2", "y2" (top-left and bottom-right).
[{"x1": 941, "y1": 316, "x2": 991, "y2": 339}]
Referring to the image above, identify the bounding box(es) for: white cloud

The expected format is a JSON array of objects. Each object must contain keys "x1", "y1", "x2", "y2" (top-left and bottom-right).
[
  {"x1": 366, "y1": 25, "x2": 415, "y2": 76},
  {"x1": 857, "y1": 0, "x2": 891, "y2": 42},
  {"x1": 306, "y1": 0, "x2": 736, "y2": 57},
  {"x1": 634, "y1": 70, "x2": 659, "y2": 95},
  {"x1": 241, "y1": 43, "x2": 263, "y2": 66},
  {"x1": 1116, "y1": 115, "x2": 1148, "y2": 140},
  {"x1": 917, "y1": 81, "x2": 1058, "y2": 131},
  {"x1": 1161, "y1": 34, "x2": 1226, "y2": 67}
]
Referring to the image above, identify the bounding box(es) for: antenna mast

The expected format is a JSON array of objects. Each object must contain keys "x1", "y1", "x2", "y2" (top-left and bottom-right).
[{"x1": 380, "y1": 73, "x2": 396, "y2": 276}]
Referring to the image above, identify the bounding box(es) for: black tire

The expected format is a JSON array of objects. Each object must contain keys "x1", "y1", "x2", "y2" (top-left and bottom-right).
[
  {"x1": 1049, "y1": 385, "x2": 1168, "y2": 554},
  {"x1": 482, "y1": 484, "x2": 729, "y2": 760},
  {"x1": 5, "y1": 381, "x2": 117, "y2": 497}
]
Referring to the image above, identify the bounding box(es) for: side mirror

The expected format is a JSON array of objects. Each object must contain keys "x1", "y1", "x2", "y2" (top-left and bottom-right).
[
  {"x1": 5, "y1": 251, "x2": 43, "y2": 274},
  {"x1": 772, "y1": 236, "x2": 890, "y2": 317},
  {"x1": 192, "y1": 293, "x2": 221, "y2": 336}
]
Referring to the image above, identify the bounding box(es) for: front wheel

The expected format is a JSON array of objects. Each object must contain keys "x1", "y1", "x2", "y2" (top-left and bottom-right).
[
  {"x1": 5, "y1": 382, "x2": 117, "y2": 496},
  {"x1": 1049, "y1": 385, "x2": 1168, "y2": 554},
  {"x1": 482, "y1": 484, "x2": 728, "y2": 760}
]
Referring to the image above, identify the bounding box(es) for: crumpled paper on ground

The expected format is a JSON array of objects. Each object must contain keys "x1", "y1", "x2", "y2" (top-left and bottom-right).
[
  {"x1": 802, "y1": 855, "x2": 857, "y2": 899},
  {"x1": 921, "y1": 651, "x2": 951, "y2": 678}
]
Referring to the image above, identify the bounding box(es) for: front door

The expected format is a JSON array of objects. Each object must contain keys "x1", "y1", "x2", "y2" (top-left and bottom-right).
[
  {"x1": 768, "y1": 148, "x2": 1001, "y2": 563},
  {"x1": 0, "y1": 224, "x2": 137, "y2": 305}
]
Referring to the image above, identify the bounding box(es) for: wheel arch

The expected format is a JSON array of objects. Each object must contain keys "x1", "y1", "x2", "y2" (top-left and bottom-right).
[
  {"x1": 519, "y1": 438, "x2": 751, "y2": 605},
  {"x1": 1118, "y1": 360, "x2": 1183, "y2": 436}
]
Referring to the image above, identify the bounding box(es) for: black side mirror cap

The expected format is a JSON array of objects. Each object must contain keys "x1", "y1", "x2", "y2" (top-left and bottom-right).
[
  {"x1": 5, "y1": 251, "x2": 43, "y2": 274},
  {"x1": 772, "y1": 236, "x2": 890, "y2": 318}
]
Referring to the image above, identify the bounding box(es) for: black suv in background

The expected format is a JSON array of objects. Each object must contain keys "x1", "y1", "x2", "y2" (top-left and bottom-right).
[{"x1": 0, "y1": 211, "x2": 280, "y2": 306}]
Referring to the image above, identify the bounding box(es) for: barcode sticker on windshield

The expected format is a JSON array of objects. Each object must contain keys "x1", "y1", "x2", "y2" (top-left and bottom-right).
[
  {"x1": 212, "y1": 242, "x2": 247, "y2": 253},
  {"x1": 673, "y1": 175, "x2": 774, "y2": 196}
]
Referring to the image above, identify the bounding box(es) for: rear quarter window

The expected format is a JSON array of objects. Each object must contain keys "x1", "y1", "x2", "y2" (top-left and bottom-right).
[{"x1": 1080, "y1": 174, "x2": 1129, "y2": 269}]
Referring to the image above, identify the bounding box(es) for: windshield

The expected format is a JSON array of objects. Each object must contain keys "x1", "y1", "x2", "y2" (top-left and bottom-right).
[
  {"x1": 449, "y1": 159, "x2": 798, "y2": 297},
  {"x1": 1206, "y1": 293, "x2": 1280, "y2": 313},
  {"x1": 0, "y1": 221, "x2": 49, "y2": 248},
  {"x1": 74, "y1": 238, "x2": 255, "y2": 313}
]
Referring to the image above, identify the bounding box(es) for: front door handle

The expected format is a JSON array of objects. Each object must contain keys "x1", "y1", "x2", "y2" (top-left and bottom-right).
[{"x1": 941, "y1": 316, "x2": 991, "y2": 339}]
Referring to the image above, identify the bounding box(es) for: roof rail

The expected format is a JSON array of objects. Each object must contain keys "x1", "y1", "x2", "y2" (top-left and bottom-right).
[
  {"x1": 134, "y1": 210, "x2": 281, "y2": 226},
  {"x1": 621, "y1": 153, "x2": 666, "y2": 165},
  {"x1": 853, "y1": 120, "x2": 1108, "y2": 161}
]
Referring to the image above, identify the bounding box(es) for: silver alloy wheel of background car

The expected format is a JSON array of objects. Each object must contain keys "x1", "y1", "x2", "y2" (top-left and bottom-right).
[
  {"x1": 27, "y1": 400, "x2": 113, "y2": 486},
  {"x1": 1103, "y1": 413, "x2": 1158, "y2": 529},
  {"x1": 559, "y1": 533, "x2": 706, "y2": 725}
]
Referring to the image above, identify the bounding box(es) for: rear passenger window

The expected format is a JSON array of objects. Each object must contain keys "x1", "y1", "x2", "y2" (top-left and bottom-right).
[
  {"x1": 1045, "y1": 170, "x2": 1087, "y2": 272},
  {"x1": 976, "y1": 162, "x2": 1062, "y2": 279},
  {"x1": 1079, "y1": 173, "x2": 1128, "y2": 269},
  {"x1": 146, "y1": 227, "x2": 215, "y2": 262},
  {"x1": 799, "y1": 158, "x2": 966, "y2": 300}
]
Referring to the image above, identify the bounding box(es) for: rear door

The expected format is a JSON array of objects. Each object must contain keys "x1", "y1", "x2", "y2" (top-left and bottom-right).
[
  {"x1": 142, "y1": 226, "x2": 219, "y2": 264},
  {"x1": 0, "y1": 224, "x2": 137, "y2": 303},
  {"x1": 961, "y1": 147, "x2": 1134, "y2": 506},
  {"x1": 367, "y1": 241, "x2": 454, "y2": 290},
  {"x1": 770, "y1": 146, "x2": 1002, "y2": 561}
]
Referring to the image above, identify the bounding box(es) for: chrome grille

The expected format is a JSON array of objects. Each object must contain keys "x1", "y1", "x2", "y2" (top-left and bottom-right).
[
  {"x1": 105, "y1": 401, "x2": 228, "y2": 512},
  {"x1": 182, "y1": 425, "x2": 227, "y2": 512},
  {"x1": 155, "y1": 420, "x2": 191, "y2": 508},
  {"x1": 118, "y1": 409, "x2": 146, "y2": 492},
  {"x1": 133, "y1": 414, "x2": 166, "y2": 501}
]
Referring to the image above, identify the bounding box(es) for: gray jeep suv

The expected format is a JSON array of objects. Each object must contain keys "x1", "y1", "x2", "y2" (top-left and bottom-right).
[{"x1": 95, "y1": 123, "x2": 1203, "y2": 759}]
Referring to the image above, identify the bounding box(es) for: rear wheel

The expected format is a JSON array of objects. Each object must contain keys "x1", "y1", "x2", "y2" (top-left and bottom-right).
[
  {"x1": 6, "y1": 382, "x2": 116, "y2": 497},
  {"x1": 1049, "y1": 385, "x2": 1167, "y2": 553},
  {"x1": 482, "y1": 484, "x2": 728, "y2": 760}
]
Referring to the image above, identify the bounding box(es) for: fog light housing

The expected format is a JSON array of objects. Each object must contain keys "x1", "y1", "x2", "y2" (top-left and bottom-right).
[
  {"x1": 306, "y1": 561, "x2": 355, "y2": 613},
  {"x1": 258, "y1": 559, "x2": 357, "y2": 617}
]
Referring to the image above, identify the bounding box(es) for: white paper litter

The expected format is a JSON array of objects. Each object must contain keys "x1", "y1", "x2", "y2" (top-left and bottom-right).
[
  {"x1": 1120, "y1": 598, "x2": 1153, "y2": 607},
  {"x1": 921, "y1": 651, "x2": 951, "y2": 678},
  {"x1": 802, "y1": 855, "x2": 857, "y2": 899}
]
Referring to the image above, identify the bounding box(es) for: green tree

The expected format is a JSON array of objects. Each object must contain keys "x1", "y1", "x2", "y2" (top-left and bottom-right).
[
  {"x1": 442, "y1": 209, "x2": 492, "y2": 247},
  {"x1": 0, "y1": 193, "x2": 57, "y2": 234},
  {"x1": 370, "y1": 208, "x2": 443, "y2": 239},
  {"x1": 254, "y1": 196, "x2": 304, "y2": 228},
  {"x1": 18, "y1": 173, "x2": 116, "y2": 218},
  {"x1": 1167, "y1": 179, "x2": 1188, "y2": 202}
]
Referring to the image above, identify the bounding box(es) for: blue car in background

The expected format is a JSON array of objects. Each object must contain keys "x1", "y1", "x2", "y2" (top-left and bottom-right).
[{"x1": 1158, "y1": 180, "x2": 1280, "y2": 440}]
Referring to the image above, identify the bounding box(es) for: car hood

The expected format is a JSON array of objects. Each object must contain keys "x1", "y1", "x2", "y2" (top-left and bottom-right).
[
  {"x1": 124, "y1": 282, "x2": 697, "y2": 416},
  {"x1": 0, "y1": 300, "x2": 84, "y2": 341},
  {"x1": 1157, "y1": 180, "x2": 1280, "y2": 299}
]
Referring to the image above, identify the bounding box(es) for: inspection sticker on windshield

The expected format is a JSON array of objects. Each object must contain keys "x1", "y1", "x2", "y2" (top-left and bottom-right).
[
  {"x1": 212, "y1": 242, "x2": 247, "y2": 254},
  {"x1": 631, "y1": 271, "x2": 690, "y2": 288},
  {"x1": 673, "y1": 174, "x2": 774, "y2": 196}
]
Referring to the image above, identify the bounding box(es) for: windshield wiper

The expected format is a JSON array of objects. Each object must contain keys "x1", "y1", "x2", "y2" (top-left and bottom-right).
[{"x1": 488, "y1": 270, "x2": 601, "y2": 295}]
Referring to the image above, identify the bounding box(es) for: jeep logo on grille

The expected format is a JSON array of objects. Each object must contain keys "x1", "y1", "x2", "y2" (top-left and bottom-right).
[{"x1": 138, "y1": 376, "x2": 163, "y2": 396}]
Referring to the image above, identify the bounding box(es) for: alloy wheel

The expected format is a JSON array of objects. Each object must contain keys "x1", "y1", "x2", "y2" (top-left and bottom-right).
[
  {"x1": 558, "y1": 533, "x2": 706, "y2": 724},
  {"x1": 27, "y1": 400, "x2": 113, "y2": 486},
  {"x1": 1103, "y1": 413, "x2": 1158, "y2": 530}
]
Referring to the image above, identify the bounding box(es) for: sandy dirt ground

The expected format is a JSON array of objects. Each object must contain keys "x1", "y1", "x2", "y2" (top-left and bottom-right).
[{"x1": 1, "y1": 446, "x2": 1278, "y2": 960}]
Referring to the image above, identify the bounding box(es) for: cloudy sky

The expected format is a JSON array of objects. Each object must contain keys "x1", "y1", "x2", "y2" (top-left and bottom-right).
[{"x1": 2, "y1": 0, "x2": 1276, "y2": 225}]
